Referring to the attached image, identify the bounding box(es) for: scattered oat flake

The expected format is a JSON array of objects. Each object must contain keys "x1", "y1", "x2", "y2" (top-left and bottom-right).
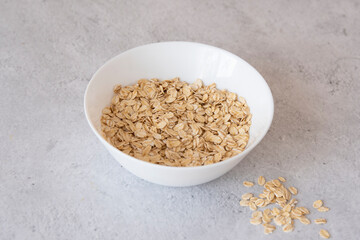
[
  {"x1": 288, "y1": 198, "x2": 297, "y2": 206},
  {"x1": 250, "y1": 218, "x2": 262, "y2": 225},
  {"x1": 243, "y1": 181, "x2": 254, "y2": 187},
  {"x1": 299, "y1": 217, "x2": 311, "y2": 225},
  {"x1": 251, "y1": 211, "x2": 262, "y2": 219},
  {"x1": 242, "y1": 193, "x2": 253, "y2": 200},
  {"x1": 313, "y1": 200, "x2": 323, "y2": 209},
  {"x1": 315, "y1": 218, "x2": 327, "y2": 224},
  {"x1": 263, "y1": 223, "x2": 276, "y2": 229},
  {"x1": 267, "y1": 192, "x2": 275, "y2": 201},
  {"x1": 262, "y1": 214, "x2": 272, "y2": 223},
  {"x1": 274, "y1": 215, "x2": 285, "y2": 226},
  {"x1": 278, "y1": 176, "x2": 286, "y2": 182},
  {"x1": 288, "y1": 186, "x2": 298, "y2": 195},
  {"x1": 318, "y1": 206, "x2": 330, "y2": 212},
  {"x1": 263, "y1": 209, "x2": 271, "y2": 215},
  {"x1": 298, "y1": 207, "x2": 310, "y2": 215},
  {"x1": 258, "y1": 193, "x2": 267, "y2": 199},
  {"x1": 319, "y1": 229, "x2": 330, "y2": 239},
  {"x1": 249, "y1": 202, "x2": 257, "y2": 211},
  {"x1": 264, "y1": 227, "x2": 274, "y2": 235},
  {"x1": 255, "y1": 199, "x2": 265, "y2": 207},
  {"x1": 272, "y1": 207, "x2": 281, "y2": 216},
  {"x1": 272, "y1": 179, "x2": 281, "y2": 187},
  {"x1": 239, "y1": 200, "x2": 249, "y2": 206},
  {"x1": 250, "y1": 196, "x2": 258, "y2": 202},
  {"x1": 258, "y1": 176, "x2": 266, "y2": 186},
  {"x1": 292, "y1": 208, "x2": 303, "y2": 217},
  {"x1": 283, "y1": 204, "x2": 292, "y2": 212},
  {"x1": 263, "y1": 223, "x2": 276, "y2": 234},
  {"x1": 282, "y1": 223, "x2": 294, "y2": 232}
]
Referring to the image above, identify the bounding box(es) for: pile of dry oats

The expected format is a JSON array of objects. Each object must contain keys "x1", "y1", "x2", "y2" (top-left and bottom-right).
[
  {"x1": 101, "y1": 78, "x2": 252, "y2": 167},
  {"x1": 240, "y1": 176, "x2": 331, "y2": 238}
]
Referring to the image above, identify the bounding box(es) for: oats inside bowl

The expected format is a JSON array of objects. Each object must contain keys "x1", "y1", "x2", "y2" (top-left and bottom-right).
[{"x1": 100, "y1": 77, "x2": 251, "y2": 167}]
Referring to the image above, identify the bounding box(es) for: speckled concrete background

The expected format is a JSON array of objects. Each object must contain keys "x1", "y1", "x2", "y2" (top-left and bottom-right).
[{"x1": 1, "y1": 0, "x2": 359, "y2": 239}]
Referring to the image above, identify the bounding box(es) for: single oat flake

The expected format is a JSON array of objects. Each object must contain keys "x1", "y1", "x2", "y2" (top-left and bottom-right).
[
  {"x1": 288, "y1": 186, "x2": 298, "y2": 195},
  {"x1": 251, "y1": 211, "x2": 262, "y2": 219},
  {"x1": 249, "y1": 202, "x2": 257, "y2": 211},
  {"x1": 100, "y1": 78, "x2": 252, "y2": 167},
  {"x1": 314, "y1": 218, "x2": 327, "y2": 224},
  {"x1": 258, "y1": 176, "x2": 266, "y2": 185},
  {"x1": 319, "y1": 229, "x2": 331, "y2": 239},
  {"x1": 239, "y1": 200, "x2": 249, "y2": 206},
  {"x1": 282, "y1": 223, "x2": 294, "y2": 233},
  {"x1": 299, "y1": 216, "x2": 311, "y2": 225},
  {"x1": 317, "y1": 206, "x2": 330, "y2": 212},
  {"x1": 250, "y1": 217, "x2": 262, "y2": 225},
  {"x1": 278, "y1": 176, "x2": 286, "y2": 182},
  {"x1": 263, "y1": 223, "x2": 276, "y2": 234},
  {"x1": 241, "y1": 193, "x2": 253, "y2": 200},
  {"x1": 313, "y1": 200, "x2": 323, "y2": 209},
  {"x1": 243, "y1": 181, "x2": 254, "y2": 187}
]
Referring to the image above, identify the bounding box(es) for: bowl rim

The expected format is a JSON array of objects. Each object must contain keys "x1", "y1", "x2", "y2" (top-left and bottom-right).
[{"x1": 84, "y1": 41, "x2": 274, "y2": 170}]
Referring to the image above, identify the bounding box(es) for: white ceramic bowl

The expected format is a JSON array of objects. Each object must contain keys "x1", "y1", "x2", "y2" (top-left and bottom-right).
[{"x1": 84, "y1": 42, "x2": 274, "y2": 187}]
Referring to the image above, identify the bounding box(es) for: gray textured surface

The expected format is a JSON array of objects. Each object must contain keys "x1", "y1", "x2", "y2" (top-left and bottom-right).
[{"x1": 1, "y1": 0, "x2": 359, "y2": 239}]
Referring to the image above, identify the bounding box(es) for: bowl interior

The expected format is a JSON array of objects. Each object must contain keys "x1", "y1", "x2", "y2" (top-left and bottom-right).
[{"x1": 85, "y1": 42, "x2": 273, "y2": 159}]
